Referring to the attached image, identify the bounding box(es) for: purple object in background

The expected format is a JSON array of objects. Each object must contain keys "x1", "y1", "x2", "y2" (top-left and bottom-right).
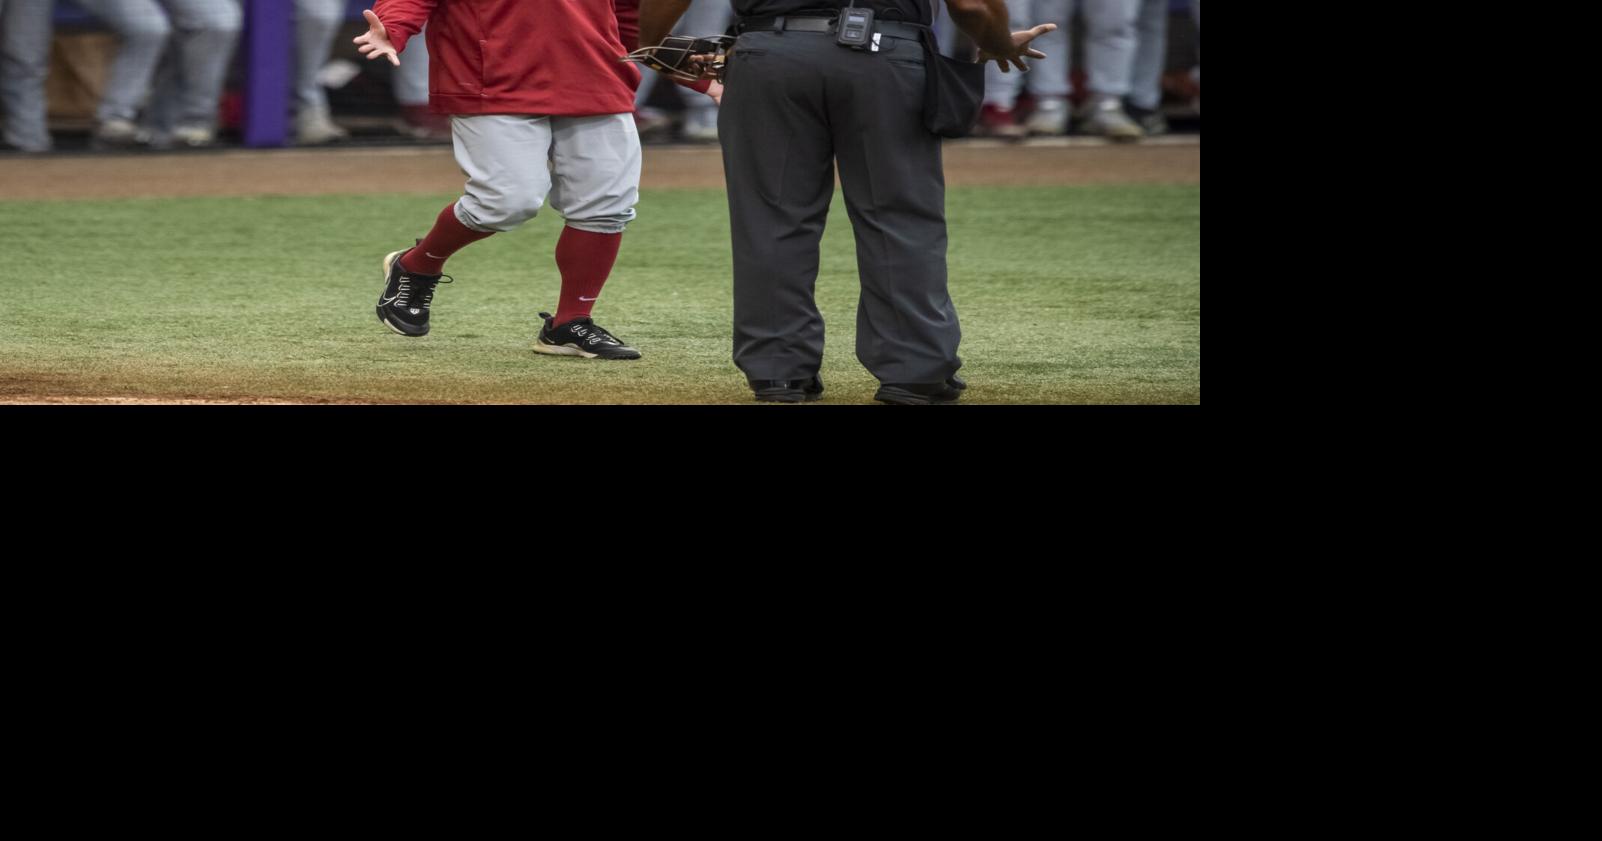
[{"x1": 242, "y1": 0, "x2": 292, "y2": 148}]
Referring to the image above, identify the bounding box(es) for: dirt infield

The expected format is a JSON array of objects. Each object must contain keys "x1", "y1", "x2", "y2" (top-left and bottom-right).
[{"x1": 1, "y1": 136, "x2": 1199, "y2": 201}]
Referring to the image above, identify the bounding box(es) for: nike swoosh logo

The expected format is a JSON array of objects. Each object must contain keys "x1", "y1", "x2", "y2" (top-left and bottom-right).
[
  {"x1": 578, "y1": 296, "x2": 598, "y2": 302},
  {"x1": 381, "y1": 294, "x2": 400, "y2": 305},
  {"x1": 426, "y1": 252, "x2": 445, "y2": 259}
]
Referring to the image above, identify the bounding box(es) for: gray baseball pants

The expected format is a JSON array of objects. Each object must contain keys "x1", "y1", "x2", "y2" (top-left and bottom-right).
[
  {"x1": 284, "y1": 1, "x2": 432, "y2": 113},
  {"x1": 293, "y1": 0, "x2": 344, "y2": 113},
  {"x1": 984, "y1": 0, "x2": 1139, "y2": 108},
  {"x1": 1128, "y1": 0, "x2": 1168, "y2": 110},
  {"x1": 449, "y1": 113, "x2": 641, "y2": 235},
  {"x1": 394, "y1": 25, "x2": 430, "y2": 106},
  {"x1": 73, "y1": 0, "x2": 240, "y2": 127},
  {"x1": 0, "y1": 0, "x2": 51, "y2": 151}
]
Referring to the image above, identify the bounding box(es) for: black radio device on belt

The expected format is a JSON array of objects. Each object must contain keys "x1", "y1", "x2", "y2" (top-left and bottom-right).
[{"x1": 836, "y1": 1, "x2": 875, "y2": 48}]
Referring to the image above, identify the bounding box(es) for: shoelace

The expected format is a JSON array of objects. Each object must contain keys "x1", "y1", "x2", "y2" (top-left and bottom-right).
[
  {"x1": 568, "y1": 320, "x2": 619, "y2": 345},
  {"x1": 542, "y1": 313, "x2": 620, "y2": 345},
  {"x1": 395, "y1": 273, "x2": 454, "y2": 310}
]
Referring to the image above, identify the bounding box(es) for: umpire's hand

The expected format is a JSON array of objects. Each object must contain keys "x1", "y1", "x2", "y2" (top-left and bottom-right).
[
  {"x1": 355, "y1": 10, "x2": 401, "y2": 67},
  {"x1": 978, "y1": 23, "x2": 1057, "y2": 74}
]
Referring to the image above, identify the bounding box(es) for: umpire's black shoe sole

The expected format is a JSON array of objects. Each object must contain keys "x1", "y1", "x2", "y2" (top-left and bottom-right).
[
  {"x1": 751, "y1": 377, "x2": 824, "y2": 403},
  {"x1": 874, "y1": 378, "x2": 965, "y2": 405}
]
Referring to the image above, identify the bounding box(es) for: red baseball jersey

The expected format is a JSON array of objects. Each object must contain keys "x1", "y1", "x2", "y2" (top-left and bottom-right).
[
  {"x1": 614, "y1": 0, "x2": 640, "y2": 52},
  {"x1": 372, "y1": 0, "x2": 642, "y2": 116}
]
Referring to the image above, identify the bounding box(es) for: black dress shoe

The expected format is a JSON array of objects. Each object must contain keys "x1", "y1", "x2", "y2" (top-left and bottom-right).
[
  {"x1": 874, "y1": 377, "x2": 964, "y2": 405},
  {"x1": 750, "y1": 376, "x2": 824, "y2": 403}
]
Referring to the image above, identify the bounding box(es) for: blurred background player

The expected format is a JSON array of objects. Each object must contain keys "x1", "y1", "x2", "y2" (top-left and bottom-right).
[
  {"x1": 981, "y1": 0, "x2": 1147, "y2": 140},
  {"x1": 0, "y1": 0, "x2": 52, "y2": 153},
  {"x1": 980, "y1": 0, "x2": 1068, "y2": 137},
  {"x1": 391, "y1": 24, "x2": 446, "y2": 140},
  {"x1": 1122, "y1": 0, "x2": 1166, "y2": 135},
  {"x1": 1188, "y1": 0, "x2": 1198, "y2": 111},
  {"x1": 74, "y1": 0, "x2": 241, "y2": 149},
  {"x1": 292, "y1": 0, "x2": 350, "y2": 144},
  {"x1": 631, "y1": 0, "x2": 729, "y2": 142}
]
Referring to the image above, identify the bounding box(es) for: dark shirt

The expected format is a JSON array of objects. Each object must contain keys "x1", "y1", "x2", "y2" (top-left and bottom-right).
[{"x1": 731, "y1": 0, "x2": 934, "y2": 25}]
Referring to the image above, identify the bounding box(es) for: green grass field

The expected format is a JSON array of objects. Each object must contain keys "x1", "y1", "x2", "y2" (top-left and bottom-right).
[{"x1": 0, "y1": 184, "x2": 1199, "y2": 403}]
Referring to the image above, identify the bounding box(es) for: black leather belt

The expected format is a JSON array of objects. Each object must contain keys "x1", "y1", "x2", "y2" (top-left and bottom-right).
[{"x1": 737, "y1": 15, "x2": 926, "y2": 42}]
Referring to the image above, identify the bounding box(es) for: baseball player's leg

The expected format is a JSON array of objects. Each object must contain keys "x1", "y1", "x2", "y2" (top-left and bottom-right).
[
  {"x1": 1022, "y1": 0, "x2": 1072, "y2": 134},
  {"x1": 0, "y1": 0, "x2": 54, "y2": 152},
  {"x1": 1127, "y1": 0, "x2": 1167, "y2": 110},
  {"x1": 449, "y1": 114, "x2": 554, "y2": 236},
  {"x1": 827, "y1": 38, "x2": 960, "y2": 387},
  {"x1": 404, "y1": 113, "x2": 549, "y2": 274},
  {"x1": 292, "y1": 0, "x2": 348, "y2": 143},
  {"x1": 375, "y1": 114, "x2": 551, "y2": 336},
  {"x1": 1078, "y1": 0, "x2": 1143, "y2": 138},
  {"x1": 545, "y1": 113, "x2": 641, "y2": 327},
  {"x1": 390, "y1": 26, "x2": 447, "y2": 139},
  {"x1": 982, "y1": 0, "x2": 1031, "y2": 110},
  {"x1": 1082, "y1": 0, "x2": 1137, "y2": 97},
  {"x1": 679, "y1": 0, "x2": 734, "y2": 141},
  {"x1": 155, "y1": 0, "x2": 242, "y2": 141},
  {"x1": 292, "y1": 0, "x2": 341, "y2": 112},
  {"x1": 73, "y1": 0, "x2": 172, "y2": 136},
  {"x1": 1190, "y1": 0, "x2": 1199, "y2": 88},
  {"x1": 720, "y1": 31, "x2": 834, "y2": 385},
  {"x1": 1125, "y1": 0, "x2": 1168, "y2": 133},
  {"x1": 393, "y1": 27, "x2": 430, "y2": 106}
]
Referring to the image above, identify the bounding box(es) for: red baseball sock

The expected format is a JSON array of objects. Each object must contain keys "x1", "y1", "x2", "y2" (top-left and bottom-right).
[
  {"x1": 401, "y1": 202, "x2": 493, "y2": 275},
  {"x1": 552, "y1": 226, "x2": 622, "y2": 324}
]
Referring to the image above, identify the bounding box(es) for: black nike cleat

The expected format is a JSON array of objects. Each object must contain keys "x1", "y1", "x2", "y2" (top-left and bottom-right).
[
  {"x1": 376, "y1": 247, "x2": 451, "y2": 337},
  {"x1": 749, "y1": 376, "x2": 824, "y2": 403},
  {"x1": 533, "y1": 312, "x2": 642, "y2": 360},
  {"x1": 874, "y1": 377, "x2": 965, "y2": 405}
]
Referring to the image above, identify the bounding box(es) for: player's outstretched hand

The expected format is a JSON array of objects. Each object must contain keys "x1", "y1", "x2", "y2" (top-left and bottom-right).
[
  {"x1": 979, "y1": 23, "x2": 1056, "y2": 74},
  {"x1": 354, "y1": 10, "x2": 400, "y2": 67},
  {"x1": 706, "y1": 81, "x2": 724, "y2": 105}
]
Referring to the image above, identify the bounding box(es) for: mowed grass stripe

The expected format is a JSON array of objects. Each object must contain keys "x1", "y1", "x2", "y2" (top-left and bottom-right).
[{"x1": 0, "y1": 185, "x2": 1198, "y2": 404}]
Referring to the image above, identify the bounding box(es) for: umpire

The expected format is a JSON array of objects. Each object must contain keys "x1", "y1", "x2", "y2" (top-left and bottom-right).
[{"x1": 641, "y1": 0, "x2": 1053, "y2": 404}]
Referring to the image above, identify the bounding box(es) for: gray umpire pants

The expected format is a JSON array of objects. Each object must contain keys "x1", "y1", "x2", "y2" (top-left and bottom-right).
[
  {"x1": 720, "y1": 29, "x2": 960, "y2": 385},
  {"x1": 0, "y1": 0, "x2": 52, "y2": 151},
  {"x1": 74, "y1": 0, "x2": 241, "y2": 126}
]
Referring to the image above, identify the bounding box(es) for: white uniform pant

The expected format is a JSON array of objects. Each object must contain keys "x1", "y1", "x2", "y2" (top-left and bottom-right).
[
  {"x1": 450, "y1": 113, "x2": 642, "y2": 235},
  {"x1": 0, "y1": 0, "x2": 52, "y2": 151},
  {"x1": 984, "y1": 0, "x2": 1155, "y2": 109},
  {"x1": 74, "y1": 0, "x2": 241, "y2": 127}
]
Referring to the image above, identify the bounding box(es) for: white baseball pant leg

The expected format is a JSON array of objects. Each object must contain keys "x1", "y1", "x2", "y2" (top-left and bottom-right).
[
  {"x1": 450, "y1": 113, "x2": 641, "y2": 235},
  {"x1": 0, "y1": 0, "x2": 53, "y2": 150}
]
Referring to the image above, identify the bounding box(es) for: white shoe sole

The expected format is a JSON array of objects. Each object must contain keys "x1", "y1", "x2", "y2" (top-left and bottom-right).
[
  {"x1": 532, "y1": 339, "x2": 640, "y2": 360},
  {"x1": 532, "y1": 340, "x2": 597, "y2": 359}
]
